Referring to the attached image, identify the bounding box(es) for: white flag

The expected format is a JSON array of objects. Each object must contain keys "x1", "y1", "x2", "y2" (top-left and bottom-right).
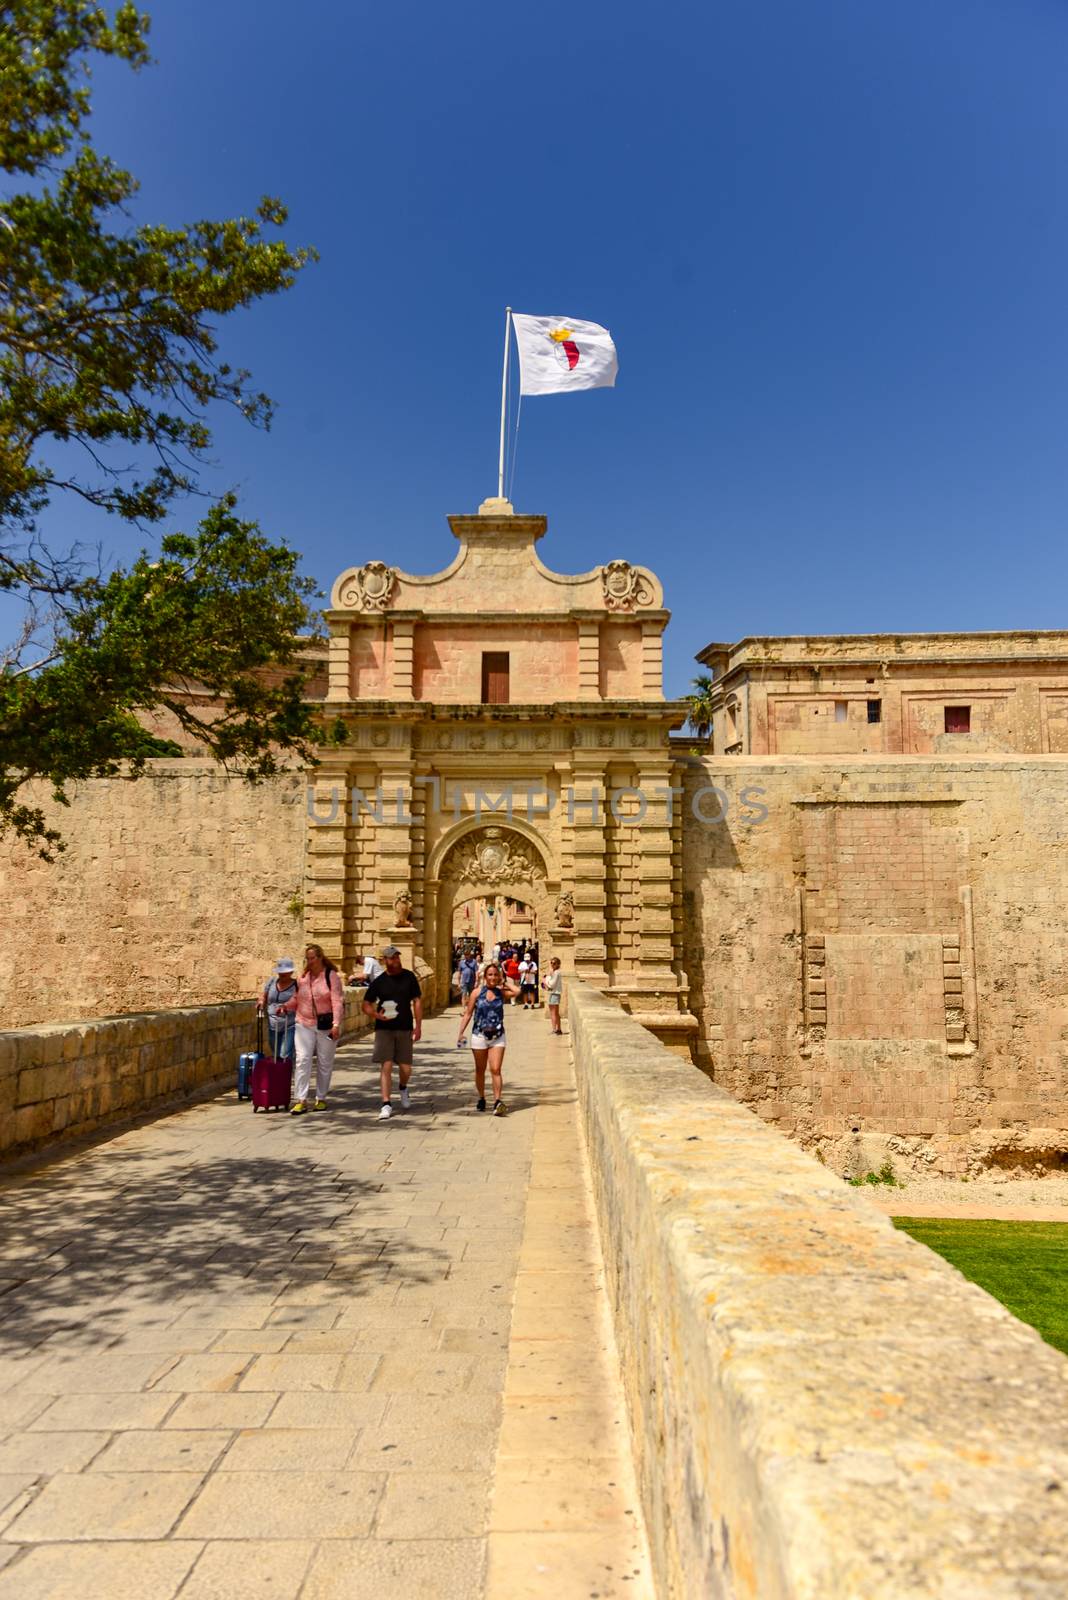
[{"x1": 512, "y1": 313, "x2": 618, "y2": 396}]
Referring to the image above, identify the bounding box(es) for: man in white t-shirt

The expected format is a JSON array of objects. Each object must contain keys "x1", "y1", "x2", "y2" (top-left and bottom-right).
[
  {"x1": 518, "y1": 956, "x2": 538, "y2": 1011},
  {"x1": 348, "y1": 953, "x2": 384, "y2": 987}
]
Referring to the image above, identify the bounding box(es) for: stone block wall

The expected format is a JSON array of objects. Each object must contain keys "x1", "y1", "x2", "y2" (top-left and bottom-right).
[
  {"x1": 2, "y1": 764, "x2": 307, "y2": 1028},
  {"x1": 412, "y1": 621, "x2": 581, "y2": 702},
  {"x1": 0, "y1": 989, "x2": 372, "y2": 1160},
  {"x1": 568, "y1": 980, "x2": 1068, "y2": 1600},
  {"x1": 680, "y1": 755, "x2": 1068, "y2": 1173}
]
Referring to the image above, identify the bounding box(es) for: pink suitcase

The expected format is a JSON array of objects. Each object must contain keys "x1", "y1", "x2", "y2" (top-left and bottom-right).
[{"x1": 251, "y1": 1047, "x2": 292, "y2": 1112}]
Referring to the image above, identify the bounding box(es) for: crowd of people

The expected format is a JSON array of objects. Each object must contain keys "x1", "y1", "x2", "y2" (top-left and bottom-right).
[{"x1": 256, "y1": 938, "x2": 564, "y2": 1121}]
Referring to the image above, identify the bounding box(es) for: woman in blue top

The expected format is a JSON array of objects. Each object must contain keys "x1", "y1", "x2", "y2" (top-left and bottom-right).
[{"x1": 457, "y1": 961, "x2": 521, "y2": 1115}]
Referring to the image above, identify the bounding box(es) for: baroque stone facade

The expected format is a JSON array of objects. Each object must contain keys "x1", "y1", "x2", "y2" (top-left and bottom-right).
[{"x1": 309, "y1": 497, "x2": 697, "y2": 1051}]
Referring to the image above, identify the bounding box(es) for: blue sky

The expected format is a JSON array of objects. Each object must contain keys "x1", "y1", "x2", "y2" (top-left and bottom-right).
[{"x1": 20, "y1": 0, "x2": 1068, "y2": 697}]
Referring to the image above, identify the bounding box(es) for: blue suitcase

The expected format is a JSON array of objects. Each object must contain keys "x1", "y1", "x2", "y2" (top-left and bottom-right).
[{"x1": 238, "y1": 1015, "x2": 265, "y2": 1101}]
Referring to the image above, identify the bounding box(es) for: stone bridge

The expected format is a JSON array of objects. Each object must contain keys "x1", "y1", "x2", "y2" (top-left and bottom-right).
[{"x1": 0, "y1": 989, "x2": 1066, "y2": 1599}]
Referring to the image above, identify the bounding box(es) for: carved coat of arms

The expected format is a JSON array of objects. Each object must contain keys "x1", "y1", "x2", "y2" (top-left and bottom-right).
[
  {"x1": 337, "y1": 560, "x2": 397, "y2": 611},
  {"x1": 447, "y1": 827, "x2": 544, "y2": 889},
  {"x1": 601, "y1": 559, "x2": 654, "y2": 611}
]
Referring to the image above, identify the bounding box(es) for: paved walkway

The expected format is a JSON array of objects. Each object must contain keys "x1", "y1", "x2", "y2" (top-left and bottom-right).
[{"x1": 0, "y1": 1008, "x2": 652, "y2": 1599}]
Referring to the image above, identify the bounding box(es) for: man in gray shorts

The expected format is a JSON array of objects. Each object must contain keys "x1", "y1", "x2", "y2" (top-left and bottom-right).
[{"x1": 361, "y1": 945, "x2": 423, "y2": 1121}]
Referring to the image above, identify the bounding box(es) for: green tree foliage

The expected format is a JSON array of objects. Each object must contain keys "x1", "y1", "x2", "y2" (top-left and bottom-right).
[
  {"x1": 687, "y1": 672, "x2": 716, "y2": 743},
  {"x1": 0, "y1": 2, "x2": 321, "y2": 856}
]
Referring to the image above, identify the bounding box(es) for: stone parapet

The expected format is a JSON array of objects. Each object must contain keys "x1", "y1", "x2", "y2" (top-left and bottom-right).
[
  {"x1": 567, "y1": 978, "x2": 1068, "y2": 1599},
  {"x1": 0, "y1": 988, "x2": 371, "y2": 1160}
]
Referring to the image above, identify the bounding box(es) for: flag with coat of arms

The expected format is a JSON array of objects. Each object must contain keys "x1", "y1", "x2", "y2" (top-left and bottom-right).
[{"x1": 511, "y1": 313, "x2": 618, "y2": 396}]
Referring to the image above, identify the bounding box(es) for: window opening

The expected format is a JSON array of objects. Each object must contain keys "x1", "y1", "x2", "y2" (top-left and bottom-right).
[
  {"x1": 944, "y1": 705, "x2": 971, "y2": 734},
  {"x1": 867, "y1": 699, "x2": 881, "y2": 724},
  {"x1": 834, "y1": 701, "x2": 848, "y2": 723},
  {"x1": 481, "y1": 652, "x2": 510, "y2": 704}
]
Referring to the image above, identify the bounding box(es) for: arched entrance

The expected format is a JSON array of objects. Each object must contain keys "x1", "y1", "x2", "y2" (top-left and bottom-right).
[
  {"x1": 452, "y1": 893, "x2": 538, "y2": 956},
  {"x1": 429, "y1": 824, "x2": 556, "y2": 1005}
]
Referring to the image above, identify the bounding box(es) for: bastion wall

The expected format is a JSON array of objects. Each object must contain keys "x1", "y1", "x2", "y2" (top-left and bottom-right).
[
  {"x1": 681, "y1": 754, "x2": 1068, "y2": 1174},
  {"x1": 5, "y1": 752, "x2": 1068, "y2": 1175}
]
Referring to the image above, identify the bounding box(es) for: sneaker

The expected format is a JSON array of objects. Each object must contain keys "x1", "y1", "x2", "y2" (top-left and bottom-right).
[
  {"x1": 312, "y1": 1099, "x2": 327, "y2": 1112},
  {"x1": 476, "y1": 1097, "x2": 487, "y2": 1113},
  {"x1": 400, "y1": 1087, "x2": 411, "y2": 1110},
  {"x1": 378, "y1": 1102, "x2": 392, "y2": 1121},
  {"x1": 290, "y1": 1101, "x2": 307, "y2": 1116},
  {"x1": 492, "y1": 1099, "x2": 508, "y2": 1117}
]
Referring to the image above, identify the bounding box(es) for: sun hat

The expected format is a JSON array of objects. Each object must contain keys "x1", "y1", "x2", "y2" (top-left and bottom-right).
[{"x1": 275, "y1": 958, "x2": 296, "y2": 974}]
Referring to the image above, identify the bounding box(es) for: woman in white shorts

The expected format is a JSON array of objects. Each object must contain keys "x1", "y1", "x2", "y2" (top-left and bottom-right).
[{"x1": 457, "y1": 961, "x2": 521, "y2": 1116}]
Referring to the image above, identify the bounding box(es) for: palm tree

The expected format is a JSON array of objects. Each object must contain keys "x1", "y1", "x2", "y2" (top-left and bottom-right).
[{"x1": 688, "y1": 673, "x2": 716, "y2": 744}]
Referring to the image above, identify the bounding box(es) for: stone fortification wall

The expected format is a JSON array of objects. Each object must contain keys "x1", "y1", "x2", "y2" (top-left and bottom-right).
[
  {"x1": 568, "y1": 980, "x2": 1068, "y2": 1600},
  {"x1": 0, "y1": 989, "x2": 371, "y2": 1159},
  {"x1": 2, "y1": 763, "x2": 306, "y2": 1028},
  {"x1": 679, "y1": 755, "x2": 1068, "y2": 1174}
]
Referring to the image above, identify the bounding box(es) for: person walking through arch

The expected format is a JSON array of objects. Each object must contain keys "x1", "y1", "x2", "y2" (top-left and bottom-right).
[
  {"x1": 291, "y1": 945, "x2": 343, "y2": 1116},
  {"x1": 362, "y1": 945, "x2": 422, "y2": 1121},
  {"x1": 457, "y1": 961, "x2": 521, "y2": 1116}
]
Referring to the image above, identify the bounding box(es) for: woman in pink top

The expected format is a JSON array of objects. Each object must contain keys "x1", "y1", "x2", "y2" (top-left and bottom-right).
[{"x1": 290, "y1": 944, "x2": 344, "y2": 1115}]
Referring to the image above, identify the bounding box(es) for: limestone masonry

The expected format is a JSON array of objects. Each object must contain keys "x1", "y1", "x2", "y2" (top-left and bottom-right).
[{"x1": 4, "y1": 502, "x2": 1067, "y2": 1175}]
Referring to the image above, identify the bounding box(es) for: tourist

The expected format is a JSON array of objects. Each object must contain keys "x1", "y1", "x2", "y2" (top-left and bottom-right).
[
  {"x1": 518, "y1": 952, "x2": 538, "y2": 1010},
  {"x1": 347, "y1": 952, "x2": 383, "y2": 987},
  {"x1": 543, "y1": 957, "x2": 564, "y2": 1034},
  {"x1": 456, "y1": 961, "x2": 521, "y2": 1115},
  {"x1": 290, "y1": 945, "x2": 343, "y2": 1116},
  {"x1": 258, "y1": 957, "x2": 298, "y2": 1062},
  {"x1": 459, "y1": 950, "x2": 478, "y2": 1002},
  {"x1": 362, "y1": 945, "x2": 423, "y2": 1120},
  {"x1": 503, "y1": 950, "x2": 521, "y2": 1003}
]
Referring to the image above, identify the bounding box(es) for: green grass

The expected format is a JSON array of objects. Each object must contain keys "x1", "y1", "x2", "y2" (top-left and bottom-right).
[{"x1": 892, "y1": 1218, "x2": 1068, "y2": 1356}]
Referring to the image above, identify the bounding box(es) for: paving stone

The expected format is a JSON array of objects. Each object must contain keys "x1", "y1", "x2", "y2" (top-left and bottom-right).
[
  {"x1": 237, "y1": 1353, "x2": 342, "y2": 1392},
  {"x1": 0, "y1": 1394, "x2": 52, "y2": 1431},
  {"x1": 5, "y1": 1470, "x2": 206, "y2": 1541},
  {"x1": 208, "y1": 1330, "x2": 290, "y2": 1354},
  {"x1": 302, "y1": 1538, "x2": 485, "y2": 1599},
  {"x1": 0, "y1": 1473, "x2": 39, "y2": 1532},
  {"x1": 350, "y1": 1420, "x2": 497, "y2": 1475},
  {"x1": 371, "y1": 1351, "x2": 474, "y2": 1394},
  {"x1": 151, "y1": 1354, "x2": 250, "y2": 1393},
  {"x1": 90, "y1": 1430, "x2": 232, "y2": 1473},
  {"x1": 30, "y1": 1393, "x2": 177, "y2": 1432},
  {"x1": 0, "y1": 1430, "x2": 108, "y2": 1474},
  {"x1": 265, "y1": 1392, "x2": 388, "y2": 1430},
  {"x1": 163, "y1": 1393, "x2": 277, "y2": 1431},
  {"x1": 374, "y1": 1470, "x2": 490, "y2": 1538},
  {"x1": 179, "y1": 1539, "x2": 315, "y2": 1600},
  {"x1": 0, "y1": 1540, "x2": 203, "y2": 1599},
  {"x1": 178, "y1": 1470, "x2": 383, "y2": 1539},
  {"x1": 21, "y1": 1352, "x2": 169, "y2": 1394},
  {"x1": 220, "y1": 1427, "x2": 360, "y2": 1472}
]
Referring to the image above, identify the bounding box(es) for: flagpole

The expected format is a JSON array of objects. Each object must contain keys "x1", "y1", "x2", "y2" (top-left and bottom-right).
[{"x1": 497, "y1": 306, "x2": 512, "y2": 500}]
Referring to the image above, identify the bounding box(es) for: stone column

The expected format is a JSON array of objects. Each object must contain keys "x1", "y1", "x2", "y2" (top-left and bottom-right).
[
  {"x1": 326, "y1": 621, "x2": 350, "y2": 702},
  {"x1": 577, "y1": 619, "x2": 600, "y2": 701},
  {"x1": 305, "y1": 760, "x2": 350, "y2": 964},
  {"x1": 374, "y1": 751, "x2": 416, "y2": 957},
  {"x1": 568, "y1": 753, "x2": 609, "y2": 985}
]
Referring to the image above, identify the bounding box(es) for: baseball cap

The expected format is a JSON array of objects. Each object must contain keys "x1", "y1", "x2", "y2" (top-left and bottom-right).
[{"x1": 381, "y1": 944, "x2": 401, "y2": 958}]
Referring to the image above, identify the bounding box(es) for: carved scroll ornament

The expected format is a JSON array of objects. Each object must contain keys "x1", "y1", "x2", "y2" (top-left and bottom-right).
[
  {"x1": 601, "y1": 559, "x2": 654, "y2": 611},
  {"x1": 336, "y1": 560, "x2": 397, "y2": 611}
]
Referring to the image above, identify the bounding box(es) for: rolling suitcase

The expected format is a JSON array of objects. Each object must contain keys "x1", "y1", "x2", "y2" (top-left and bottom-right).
[
  {"x1": 251, "y1": 1023, "x2": 292, "y2": 1113},
  {"x1": 237, "y1": 1015, "x2": 264, "y2": 1101}
]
